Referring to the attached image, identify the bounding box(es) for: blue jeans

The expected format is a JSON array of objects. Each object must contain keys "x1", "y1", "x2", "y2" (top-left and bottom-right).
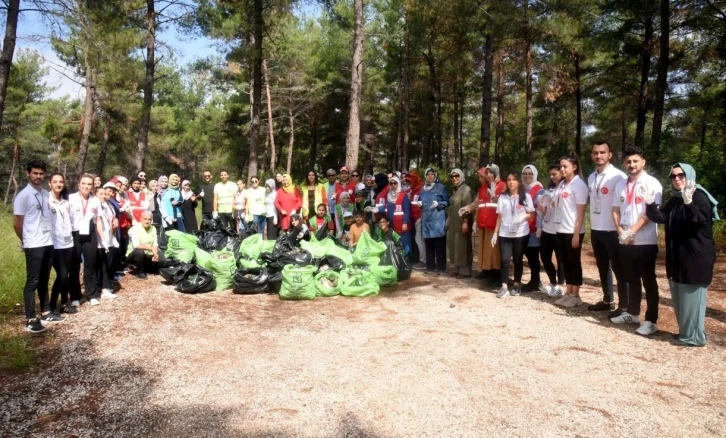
[{"x1": 252, "y1": 215, "x2": 266, "y2": 234}]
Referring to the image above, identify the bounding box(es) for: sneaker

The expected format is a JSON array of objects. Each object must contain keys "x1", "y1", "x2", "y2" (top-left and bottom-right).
[
  {"x1": 510, "y1": 286, "x2": 522, "y2": 296},
  {"x1": 424, "y1": 270, "x2": 434, "y2": 275},
  {"x1": 413, "y1": 262, "x2": 427, "y2": 271},
  {"x1": 25, "y1": 318, "x2": 46, "y2": 334},
  {"x1": 101, "y1": 289, "x2": 117, "y2": 300},
  {"x1": 554, "y1": 295, "x2": 571, "y2": 306},
  {"x1": 136, "y1": 272, "x2": 148, "y2": 280},
  {"x1": 437, "y1": 271, "x2": 446, "y2": 276},
  {"x1": 635, "y1": 321, "x2": 658, "y2": 336},
  {"x1": 608, "y1": 308, "x2": 624, "y2": 319},
  {"x1": 539, "y1": 283, "x2": 552, "y2": 294},
  {"x1": 61, "y1": 304, "x2": 78, "y2": 314},
  {"x1": 41, "y1": 312, "x2": 65, "y2": 324},
  {"x1": 610, "y1": 312, "x2": 640, "y2": 324},
  {"x1": 496, "y1": 287, "x2": 510, "y2": 298},
  {"x1": 89, "y1": 298, "x2": 101, "y2": 306},
  {"x1": 71, "y1": 300, "x2": 80, "y2": 307},
  {"x1": 563, "y1": 296, "x2": 583, "y2": 308},
  {"x1": 587, "y1": 301, "x2": 616, "y2": 312},
  {"x1": 548, "y1": 285, "x2": 564, "y2": 298}
]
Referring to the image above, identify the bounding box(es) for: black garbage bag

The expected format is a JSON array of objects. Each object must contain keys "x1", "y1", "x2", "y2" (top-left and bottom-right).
[
  {"x1": 380, "y1": 240, "x2": 412, "y2": 281},
  {"x1": 232, "y1": 267, "x2": 271, "y2": 294},
  {"x1": 239, "y1": 222, "x2": 258, "y2": 240},
  {"x1": 159, "y1": 257, "x2": 182, "y2": 269},
  {"x1": 268, "y1": 270, "x2": 283, "y2": 293},
  {"x1": 200, "y1": 231, "x2": 229, "y2": 252},
  {"x1": 201, "y1": 217, "x2": 220, "y2": 231},
  {"x1": 159, "y1": 263, "x2": 195, "y2": 284},
  {"x1": 262, "y1": 249, "x2": 313, "y2": 273},
  {"x1": 314, "y1": 255, "x2": 346, "y2": 272},
  {"x1": 175, "y1": 266, "x2": 216, "y2": 294},
  {"x1": 224, "y1": 236, "x2": 242, "y2": 254},
  {"x1": 273, "y1": 232, "x2": 296, "y2": 254}
]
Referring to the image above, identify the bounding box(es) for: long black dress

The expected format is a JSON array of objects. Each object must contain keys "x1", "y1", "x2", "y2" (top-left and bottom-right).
[{"x1": 181, "y1": 197, "x2": 199, "y2": 233}]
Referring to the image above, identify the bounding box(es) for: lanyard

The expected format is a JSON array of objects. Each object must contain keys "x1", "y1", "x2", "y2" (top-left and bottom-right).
[
  {"x1": 34, "y1": 191, "x2": 45, "y2": 216},
  {"x1": 594, "y1": 172, "x2": 606, "y2": 198},
  {"x1": 507, "y1": 194, "x2": 517, "y2": 216},
  {"x1": 625, "y1": 176, "x2": 641, "y2": 205},
  {"x1": 81, "y1": 196, "x2": 90, "y2": 217}
]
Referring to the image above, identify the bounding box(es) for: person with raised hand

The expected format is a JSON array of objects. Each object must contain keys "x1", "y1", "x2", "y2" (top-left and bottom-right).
[
  {"x1": 645, "y1": 163, "x2": 717, "y2": 347},
  {"x1": 419, "y1": 168, "x2": 450, "y2": 275},
  {"x1": 162, "y1": 174, "x2": 185, "y2": 232},
  {"x1": 448, "y1": 168, "x2": 473, "y2": 278},
  {"x1": 537, "y1": 164, "x2": 566, "y2": 297},
  {"x1": 553, "y1": 154, "x2": 589, "y2": 308}
]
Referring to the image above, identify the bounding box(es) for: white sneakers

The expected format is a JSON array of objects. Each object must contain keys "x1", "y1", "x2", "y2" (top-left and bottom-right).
[
  {"x1": 70, "y1": 300, "x2": 80, "y2": 307},
  {"x1": 610, "y1": 312, "x2": 640, "y2": 324},
  {"x1": 101, "y1": 289, "x2": 117, "y2": 300},
  {"x1": 554, "y1": 295, "x2": 582, "y2": 307},
  {"x1": 89, "y1": 298, "x2": 100, "y2": 306},
  {"x1": 548, "y1": 285, "x2": 564, "y2": 297},
  {"x1": 635, "y1": 321, "x2": 658, "y2": 336}
]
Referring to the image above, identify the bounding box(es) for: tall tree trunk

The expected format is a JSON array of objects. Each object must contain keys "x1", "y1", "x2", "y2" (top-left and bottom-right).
[
  {"x1": 524, "y1": 3, "x2": 534, "y2": 162},
  {"x1": 480, "y1": 33, "x2": 493, "y2": 166},
  {"x1": 97, "y1": 112, "x2": 111, "y2": 177},
  {"x1": 134, "y1": 0, "x2": 155, "y2": 173},
  {"x1": 4, "y1": 137, "x2": 19, "y2": 204},
  {"x1": 263, "y1": 59, "x2": 276, "y2": 173},
  {"x1": 495, "y1": 52, "x2": 505, "y2": 164},
  {"x1": 345, "y1": 0, "x2": 364, "y2": 171},
  {"x1": 248, "y1": 0, "x2": 263, "y2": 180},
  {"x1": 0, "y1": 0, "x2": 20, "y2": 131},
  {"x1": 635, "y1": 13, "x2": 654, "y2": 149},
  {"x1": 286, "y1": 109, "x2": 294, "y2": 174},
  {"x1": 574, "y1": 51, "x2": 582, "y2": 156},
  {"x1": 651, "y1": 0, "x2": 670, "y2": 154},
  {"x1": 453, "y1": 82, "x2": 459, "y2": 168},
  {"x1": 75, "y1": 57, "x2": 96, "y2": 178},
  {"x1": 310, "y1": 117, "x2": 318, "y2": 170},
  {"x1": 459, "y1": 86, "x2": 464, "y2": 166},
  {"x1": 424, "y1": 40, "x2": 440, "y2": 166},
  {"x1": 621, "y1": 103, "x2": 627, "y2": 155},
  {"x1": 699, "y1": 114, "x2": 707, "y2": 160},
  {"x1": 401, "y1": 8, "x2": 411, "y2": 170}
]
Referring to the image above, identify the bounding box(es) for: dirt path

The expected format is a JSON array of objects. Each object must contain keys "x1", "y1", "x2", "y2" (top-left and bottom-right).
[{"x1": 1, "y1": 246, "x2": 725, "y2": 437}]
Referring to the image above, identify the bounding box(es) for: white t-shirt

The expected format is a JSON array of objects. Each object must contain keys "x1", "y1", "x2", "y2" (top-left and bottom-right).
[
  {"x1": 245, "y1": 186, "x2": 267, "y2": 216},
  {"x1": 69, "y1": 192, "x2": 100, "y2": 235},
  {"x1": 13, "y1": 185, "x2": 53, "y2": 248},
  {"x1": 540, "y1": 187, "x2": 558, "y2": 235},
  {"x1": 97, "y1": 202, "x2": 118, "y2": 249},
  {"x1": 588, "y1": 164, "x2": 626, "y2": 231},
  {"x1": 496, "y1": 193, "x2": 534, "y2": 238},
  {"x1": 554, "y1": 175, "x2": 588, "y2": 234},
  {"x1": 614, "y1": 173, "x2": 662, "y2": 246},
  {"x1": 49, "y1": 196, "x2": 74, "y2": 249}
]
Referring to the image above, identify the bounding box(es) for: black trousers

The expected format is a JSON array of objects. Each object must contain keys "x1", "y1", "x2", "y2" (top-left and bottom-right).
[
  {"x1": 69, "y1": 231, "x2": 97, "y2": 302},
  {"x1": 23, "y1": 245, "x2": 53, "y2": 319},
  {"x1": 499, "y1": 236, "x2": 528, "y2": 284},
  {"x1": 524, "y1": 245, "x2": 541, "y2": 285},
  {"x1": 591, "y1": 230, "x2": 628, "y2": 305},
  {"x1": 202, "y1": 212, "x2": 214, "y2": 221},
  {"x1": 425, "y1": 236, "x2": 447, "y2": 273},
  {"x1": 50, "y1": 247, "x2": 74, "y2": 311},
  {"x1": 556, "y1": 233, "x2": 585, "y2": 286},
  {"x1": 266, "y1": 217, "x2": 279, "y2": 240},
  {"x1": 95, "y1": 248, "x2": 116, "y2": 296},
  {"x1": 127, "y1": 248, "x2": 159, "y2": 274},
  {"x1": 218, "y1": 213, "x2": 234, "y2": 230},
  {"x1": 621, "y1": 244, "x2": 660, "y2": 323},
  {"x1": 540, "y1": 231, "x2": 564, "y2": 285}
]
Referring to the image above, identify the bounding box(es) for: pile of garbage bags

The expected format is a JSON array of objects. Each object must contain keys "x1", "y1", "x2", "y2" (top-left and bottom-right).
[{"x1": 161, "y1": 218, "x2": 412, "y2": 298}]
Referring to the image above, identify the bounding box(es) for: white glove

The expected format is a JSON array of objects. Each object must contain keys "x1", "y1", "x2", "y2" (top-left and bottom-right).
[
  {"x1": 430, "y1": 201, "x2": 438, "y2": 210},
  {"x1": 199, "y1": 190, "x2": 205, "y2": 197},
  {"x1": 513, "y1": 213, "x2": 528, "y2": 224},
  {"x1": 164, "y1": 217, "x2": 173, "y2": 226},
  {"x1": 364, "y1": 206, "x2": 373, "y2": 212},
  {"x1": 488, "y1": 181, "x2": 496, "y2": 198},
  {"x1": 490, "y1": 233, "x2": 498, "y2": 247},
  {"x1": 638, "y1": 185, "x2": 656, "y2": 205},
  {"x1": 683, "y1": 180, "x2": 696, "y2": 205},
  {"x1": 291, "y1": 209, "x2": 296, "y2": 215},
  {"x1": 414, "y1": 200, "x2": 423, "y2": 207},
  {"x1": 536, "y1": 228, "x2": 542, "y2": 239},
  {"x1": 458, "y1": 207, "x2": 469, "y2": 217},
  {"x1": 618, "y1": 229, "x2": 634, "y2": 245},
  {"x1": 212, "y1": 211, "x2": 218, "y2": 219}
]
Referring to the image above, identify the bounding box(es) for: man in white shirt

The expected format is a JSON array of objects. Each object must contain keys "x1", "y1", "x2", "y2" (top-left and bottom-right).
[
  {"x1": 610, "y1": 147, "x2": 663, "y2": 336},
  {"x1": 13, "y1": 160, "x2": 54, "y2": 334},
  {"x1": 587, "y1": 142, "x2": 628, "y2": 315}
]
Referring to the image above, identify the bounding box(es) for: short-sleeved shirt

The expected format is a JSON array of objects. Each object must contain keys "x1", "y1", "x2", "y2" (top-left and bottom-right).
[
  {"x1": 127, "y1": 223, "x2": 158, "y2": 256},
  {"x1": 614, "y1": 173, "x2": 663, "y2": 246},
  {"x1": 69, "y1": 192, "x2": 100, "y2": 235},
  {"x1": 588, "y1": 164, "x2": 626, "y2": 231},
  {"x1": 49, "y1": 197, "x2": 74, "y2": 249},
  {"x1": 214, "y1": 182, "x2": 237, "y2": 214},
  {"x1": 496, "y1": 193, "x2": 534, "y2": 238},
  {"x1": 97, "y1": 202, "x2": 118, "y2": 249},
  {"x1": 554, "y1": 175, "x2": 588, "y2": 234},
  {"x1": 541, "y1": 188, "x2": 558, "y2": 235},
  {"x1": 13, "y1": 185, "x2": 53, "y2": 248}
]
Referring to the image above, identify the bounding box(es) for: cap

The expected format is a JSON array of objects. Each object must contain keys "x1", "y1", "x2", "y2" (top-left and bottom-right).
[
  {"x1": 356, "y1": 182, "x2": 365, "y2": 191},
  {"x1": 103, "y1": 182, "x2": 118, "y2": 190},
  {"x1": 116, "y1": 176, "x2": 128, "y2": 184},
  {"x1": 343, "y1": 211, "x2": 353, "y2": 218},
  {"x1": 340, "y1": 166, "x2": 349, "y2": 173}
]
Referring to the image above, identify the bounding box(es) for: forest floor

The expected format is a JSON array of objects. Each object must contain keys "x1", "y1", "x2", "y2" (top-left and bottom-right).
[{"x1": 1, "y1": 245, "x2": 725, "y2": 437}]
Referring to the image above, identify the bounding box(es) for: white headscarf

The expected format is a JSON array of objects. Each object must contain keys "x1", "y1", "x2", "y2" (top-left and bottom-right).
[
  {"x1": 522, "y1": 164, "x2": 543, "y2": 191},
  {"x1": 387, "y1": 176, "x2": 401, "y2": 203},
  {"x1": 450, "y1": 168, "x2": 465, "y2": 187}
]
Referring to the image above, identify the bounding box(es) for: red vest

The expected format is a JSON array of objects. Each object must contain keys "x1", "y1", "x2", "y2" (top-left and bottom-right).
[
  {"x1": 527, "y1": 185, "x2": 542, "y2": 233},
  {"x1": 476, "y1": 181, "x2": 506, "y2": 229},
  {"x1": 388, "y1": 192, "x2": 407, "y2": 233},
  {"x1": 127, "y1": 190, "x2": 148, "y2": 223},
  {"x1": 409, "y1": 186, "x2": 423, "y2": 221},
  {"x1": 336, "y1": 181, "x2": 357, "y2": 203}
]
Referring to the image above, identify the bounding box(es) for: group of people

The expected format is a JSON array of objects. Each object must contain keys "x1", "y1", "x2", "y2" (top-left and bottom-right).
[{"x1": 13, "y1": 143, "x2": 718, "y2": 346}]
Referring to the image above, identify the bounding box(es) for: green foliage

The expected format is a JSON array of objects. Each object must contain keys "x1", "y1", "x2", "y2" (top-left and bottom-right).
[{"x1": 0, "y1": 206, "x2": 25, "y2": 312}]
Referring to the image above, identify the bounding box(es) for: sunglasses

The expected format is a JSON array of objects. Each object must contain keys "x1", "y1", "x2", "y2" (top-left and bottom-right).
[
  {"x1": 251, "y1": 180, "x2": 259, "y2": 183},
  {"x1": 327, "y1": 174, "x2": 336, "y2": 177},
  {"x1": 390, "y1": 181, "x2": 399, "y2": 185},
  {"x1": 670, "y1": 173, "x2": 686, "y2": 180},
  {"x1": 450, "y1": 174, "x2": 460, "y2": 178},
  {"x1": 351, "y1": 174, "x2": 359, "y2": 177},
  {"x1": 138, "y1": 174, "x2": 146, "y2": 178}
]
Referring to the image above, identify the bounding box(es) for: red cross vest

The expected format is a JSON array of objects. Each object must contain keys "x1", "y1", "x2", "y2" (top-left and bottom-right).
[
  {"x1": 388, "y1": 192, "x2": 407, "y2": 233},
  {"x1": 127, "y1": 190, "x2": 148, "y2": 223},
  {"x1": 477, "y1": 181, "x2": 506, "y2": 229}
]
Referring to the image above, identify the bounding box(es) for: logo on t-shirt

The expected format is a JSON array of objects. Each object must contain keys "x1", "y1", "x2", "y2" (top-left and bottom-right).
[
  {"x1": 635, "y1": 196, "x2": 643, "y2": 204},
  {"x1": 601, "y1": 187, "x2": 609, "y2": 195},
  {"x1": 515, "y1": 203, "x2": 523, "y2": 210},
  {"x1": 562, "y1": 192, "x2": 569, "y2": 199}
]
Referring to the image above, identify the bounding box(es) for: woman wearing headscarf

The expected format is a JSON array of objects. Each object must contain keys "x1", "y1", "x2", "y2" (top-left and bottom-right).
[
  {"x1": 417, "y1": 168, "x2": 450, "y2": 275},
  {"x1": 380, "y1": 176, "x2": 412, "y2": 256},
  {"x1": 264, "y1": 178, "x2": 279, "y2": 239},
  {"x1": 406, "y1": 170, "x2": 426, "y2": 269},
  {"x1": 447, "y1": 169, "x2": 473, "y2": 277},
  {"x1": 645, "y1": 163, "x2": 718, "y2": 347},
  {"x1": 274, "y1": 173, "x2": 302, "y2": 231},
  {"x1": 161, "y1": 173, "x2": 185, "y2": 232},
  {"x1": 522, "y1": 164, "x2": 545, "y2": 291},
  {"x1": 180, "y1": 179, "x2": 198, "y2": 233}
]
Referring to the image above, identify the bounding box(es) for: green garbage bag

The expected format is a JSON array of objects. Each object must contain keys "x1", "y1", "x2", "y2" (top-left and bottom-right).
[
  {"x1": 324, "y1": 239, "x2": 354, "y2": 266},
  {"x1": 195, "y1": 247, "x2": 213, "y2": 270},
  {"x1": 164, "y1": 230, "x2": 198, "y2": 263},
  {"x1": 238, "y1": 234, "x2": 265, "y2": 260},
  {"x1": 370, "y1": 265, "x2": 398, "y2": 287},
  {"x1": 279, "y1": 265, "x2": 317, "y2": 300},
  {"x1": 339, "y1": 268, "x2": 380, "y2": 297},
  {"x1": 209, "y1": 250, "x2": 236, "y2": 291},
  {"x1": 301, "y1": 238, "x2": 327, "y2": 258},
  {"x1": 315, "y1": 271, "x2": 341, "y2": 297},
  {"x1": 352, "y1": 231, "x2": 386, "y2": 266},
  {"x1": 238, "y1": 257, "x2": 263, "y2": 269}
]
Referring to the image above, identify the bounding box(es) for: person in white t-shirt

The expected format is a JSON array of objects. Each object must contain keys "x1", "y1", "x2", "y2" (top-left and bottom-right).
[
  {"x1": 492, "y1": 171, "x2": 535, "y2": 298},
  {"x1": 13, "y1": 160, "x2": 54, "y2": 334},
  {"x1": 553, "y1": 154, "x2": 589, "y2": 308},
  {"x1": 47, "y1": 173, "x2": 74, "y2": 322},
  {"x1": 537, "y1": 163, "x2": 566, "y2": 297},
  {"x1": 610, "y1": 147, "x2": 663, "y2": 336},
  {"x1": 587, "y1": 141, "x2": 628, "y2": 314},
  {"x1": 68, "y1": 173, "x2": 102, "y2": 307}
]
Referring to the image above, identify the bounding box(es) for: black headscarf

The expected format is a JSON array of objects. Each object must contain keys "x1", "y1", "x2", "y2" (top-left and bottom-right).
[{"x1": 374, "y1": 173, "x2": 388, "y2": 198}]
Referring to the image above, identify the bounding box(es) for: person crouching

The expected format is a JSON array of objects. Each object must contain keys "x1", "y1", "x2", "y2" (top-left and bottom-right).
[{"x1": 126, "y1": 211, "x2": 161, "y2": 279}]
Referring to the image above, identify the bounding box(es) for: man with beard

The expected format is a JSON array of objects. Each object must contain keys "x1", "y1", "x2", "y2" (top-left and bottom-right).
[
  {"x1": 336, "y1": 166, "x2": 357, "y2": 203},
  {"x1": 198, "y1": 170, "x2": 215, "y2": 221}
]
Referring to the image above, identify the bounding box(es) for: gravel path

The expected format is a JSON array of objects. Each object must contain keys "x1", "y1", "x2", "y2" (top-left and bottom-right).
[{"x1": 1, "y1": 246, "x2": 725, "y2": 437}]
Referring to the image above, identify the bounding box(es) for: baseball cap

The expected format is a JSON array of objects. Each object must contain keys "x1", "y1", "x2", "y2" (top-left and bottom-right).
[
  {"x1": 340, "y1": 166, "x2": 349, "y2": 173},
  {"x1": 116, "y1": 176, "x2": 128, "y2": 184},
  {"x1": 103, "y1": 182, "x2": 118, "y2": 190},
  {"x1": 343, "y1": 211, "x2": 353, "y2": 218}
]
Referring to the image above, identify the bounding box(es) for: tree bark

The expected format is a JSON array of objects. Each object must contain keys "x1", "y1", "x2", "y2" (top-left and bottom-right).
[
  {"x1": 574, "y1": 51, "x2": 582, "y2": 156},
  {"x1": 248, "y1": 0, "x2": 263, "y2": 181},
  {"x1": 650, "y1": 0, "x2": 670, "y2": 154},
  {"x1": 134, "y1": 0, "x2": 155, "y2": 174},
  {"x1": 0, "y1": 0, "x2": 20, "y2": 131},
  {"x1": 635, "y1": 13, "x2": 654, "y2": 149},
  {"x1": 495, "y1": 52, "x2": 505, "y2": 164},
  {"x1": 401, "y1": 7, "x2": 411, "y2": 171},
  {"x1": 310, "y1": 117, "x2": 318, "y2": 170},
  {"x1": 4, "y1": 136, "x2": 19, "y2": 205},
  {"x1": 480, "y1": 33, "x2": 493, "y2": 166},
  {"x1": 75, "y1": 54, "x2": 96, "y2": 178},
  {"x1": 263, "y1": 59, "x2": 276, "y2": 173},
  {"x1": 453, "y1": 82, "x2": 459, "y2": 168},
  {"x1": 286, "y1": 109, "x2": 294, "y2": 174},
  {"x1": 523, "y1": 2, "x2": 534, "y2": 161},
  {"x1": 345, "y1": 0, "x2": 364, "y2": 171},
  {"x1": 97, "y1": 112, "x2": 111, "y2": 177}
]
